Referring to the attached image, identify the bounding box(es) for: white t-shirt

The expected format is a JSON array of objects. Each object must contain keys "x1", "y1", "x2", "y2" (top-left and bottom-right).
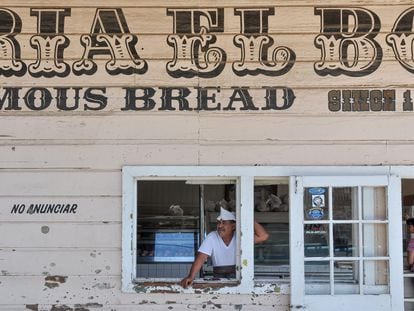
[{"x1": 198, "y1": 231, "x2": 236, "y2": 267}]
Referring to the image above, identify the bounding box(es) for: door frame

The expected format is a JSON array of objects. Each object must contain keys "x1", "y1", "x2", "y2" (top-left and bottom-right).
[{"x1": 289, "y1": 175, "x2": 403, "y2": 311}]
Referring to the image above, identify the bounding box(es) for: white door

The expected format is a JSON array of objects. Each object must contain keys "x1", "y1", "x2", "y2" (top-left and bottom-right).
[{"x1": 290, "y1": 175, "x2": 403, "y2": 311}]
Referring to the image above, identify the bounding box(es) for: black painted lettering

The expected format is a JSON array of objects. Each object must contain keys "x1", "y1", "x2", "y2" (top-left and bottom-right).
[
  {"x1": 314, "y1": 7, "x2": 382, "y2": 77},
  {"x1": 352, "y1": 90, "x2": 369, "y2": 111},
  {"x1": 23, "y1": 88, "x2": 52, "y2": 110},
  {"x1": 122, "y1": 87, "x2": 156, "y2": 111},
  {"x1": 56, "y1": 87, "x2": 81, "y2": 111},
  {"x1": 0, "y1": 88, "x2": 22, "y2": 110},
  {"x1": 84, "y1": 87, "x2": 107, "y2": 111},
  {"x1": 69, "y1": 204, "x2": 78, "y2": 214},
  {"x1": 328, "y1": 90, "x2": 341, "y2": 112},
  {"x1": 387, "y1": 8, "x2": 414, "y2": 74},
  {"x1": 369, "y1": 90, "x2": 383, "y2": 111},
  {"x1": 342, "y1": 90, "x2": 352, "y2": 111},
  {"x1": 166, "y1": 8, "x2": 226, "y2": 78},
  {"x1": 0, "y1": 8, "x2": 26, "y2": 76},
  {"x1": 195, "y1": 87, "x2": 221, "y2": 111},
  {"x1": 224, "y1": 87, "x2": 258, "y2": 111},
  {"x1": 262, "y1": 87, "x2": 295, "y2": 110},
  {"x1": 159, "y1": 87, "x2": 192, "y2": 111},
  {"x1": 46, "y1": 204, "x2": 54, "y2": 213},
  {"x1": 383, "y1": 89, "x2": 396, "y2": 111},
  {"x1": 233, "y1": 8, "x2": 295, "y2": 76},
  {"x1": 29, "y1": 8, "x2": 71, "y2": 77},
  {"x1": 62, "y1": 204, "x2": 70, "y2": 213},
  {"x1": 73, "y1": 8, "x2": 147, "y2": 76},
  {"x1": 11, "y1": 204, "x2": 25, "y2": 214},
  {"x1": 403, "y1": 90, "x2": 413, "y2": 111}
]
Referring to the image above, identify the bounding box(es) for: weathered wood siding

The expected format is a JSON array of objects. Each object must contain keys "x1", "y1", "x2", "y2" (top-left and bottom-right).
[{"x1": 0, "y1": 0, "x2": 413, "y2": 310}]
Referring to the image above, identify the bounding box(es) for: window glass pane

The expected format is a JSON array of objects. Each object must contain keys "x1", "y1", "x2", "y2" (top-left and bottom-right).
[
  {"x1": 404, "y1": 302, "x2": 414, "y2": 311},
  {"x1": 137, "y1": 180, "x2": 200, "y2": 278},
  {"x1": 334, "y1": 224, "x2": 359, "y2": 257},
  {"x1": 304, "y1": 224, "x2": 329, "y2": 257},
  {"x1": 334, "y1": 260, "x2": 359, "y2": 294},
  {"x1": 362, "y1": 186, "x2": 387, "y2": 220},
  {"x1": 362, "y1": 224, "x2": 388, "y2": 257},
  {"x1": 305, "y1": 261, "x2": 330, "y2": 295},
  {"x1": 363, "y1": 260, "x2": 389, "y2": 294},
  {"x1": 304, "y1": 187, "x2": 329, "y2": 221},
  {"x1": 333, "y1": 187, "x2": 358, "y2": 220},
  {"x1": 253, "y1": 181, "x2": 290, "y2": 279},
  {"x1": 202, "y1": 183, "x2": 237, "y2": 279}
]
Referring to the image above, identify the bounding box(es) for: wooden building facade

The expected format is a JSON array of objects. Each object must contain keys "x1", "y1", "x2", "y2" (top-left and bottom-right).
[{"x1": 1, "y1": 1, "x2": 414, "y2": 310}]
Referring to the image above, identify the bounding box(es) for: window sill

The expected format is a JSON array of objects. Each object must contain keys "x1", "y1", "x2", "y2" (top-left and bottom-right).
[{"x1": 132, "y1": 278, "x2": 240, "y2": 293}]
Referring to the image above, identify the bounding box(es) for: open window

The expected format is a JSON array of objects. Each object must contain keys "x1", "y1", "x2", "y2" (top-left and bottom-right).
[
  {"x1": 122, "y1": 167, "x2": 292, "y2": 292},
  {"x1": 132, "y1": 177, "x2": 240, "y2": 284},
  {"x1": 134, "y1": 177, "x2": 292, "y2": 282}
]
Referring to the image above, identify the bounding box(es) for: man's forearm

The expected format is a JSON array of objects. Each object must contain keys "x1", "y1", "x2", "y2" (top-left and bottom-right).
[
  {"x1": 186, "y1": 252, "x2": 208, "y2": 279},
  {"x1": 254, "y1": 221, "x2": 269, "y2": 243}
]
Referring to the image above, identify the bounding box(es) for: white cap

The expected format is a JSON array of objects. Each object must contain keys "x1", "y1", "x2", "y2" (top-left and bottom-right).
[{"x1": 217, "y1": 207, "x2": 236, "y2": 221}]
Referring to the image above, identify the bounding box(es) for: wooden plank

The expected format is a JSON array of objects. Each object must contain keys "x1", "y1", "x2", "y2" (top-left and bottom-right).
[
  {"x1": 1, "y1": 142, "x2": 412, "y2": 169},
  {"x1": 0, "y1": 33, "x2": 405, "y2": 63},
  {"x1": 0, "y1": 222, "x2": 121, "y2": 248},
  {"x1": 0, "y1": 305, "x2": 289, "y2": 311},
  {"x1": 0, "y1": 5, "x2": 412, "y2": 34},
  {"x1": 0, "y1": 197, "x2": 121, "y2": 222},
  {"x1": 0, "y1": 275, "x2": 289, "y2": 305},
  {"x1": 0, "y1": 144, "x2": 200, "y2": 169},
  {"x1": 0, "y1": 249, "x2": 120, "y2": 276},
  {"x1": 1, "y1": 114, "x2": 414, "y2": 142},
  {"x1": 198, "y1": 115, "x2": 414, "y2": 141},
  {"x1": 0, "y1": 60, "x2": 411, "y2": 88},
  {"x1": 0, "y1": 0, "x2": 411, "y2": 6},
  {"x1": 0, "y1": 141, "x2": 409, "y2": 167},
  {"x1": 0, "y1": 86, "x2": 410, "y2": 114},
  {"x1": 0, "y1": 171, "x2": 120, "y2": 196},
  {"x1": 0, "y1": 116, "x2": 200, "y2": 140},
  {"x1": 197, "y1": 143, "x2": 400, "y2": 166}
]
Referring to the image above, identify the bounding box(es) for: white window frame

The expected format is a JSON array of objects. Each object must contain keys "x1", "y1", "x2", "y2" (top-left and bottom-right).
[{"x1": 122, "y1": 166, "x2": 408, "y2": 301}]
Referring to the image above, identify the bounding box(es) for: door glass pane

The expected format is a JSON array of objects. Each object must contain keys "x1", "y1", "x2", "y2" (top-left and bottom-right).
[
  {"x1": 304, "y1": 187, "x2": 329, "y2": 221},
  {"x1": 362, "y1": 186, "x2": 387, "y2": 220},
  {"x1": 305, "y1": 261, "x2": 330, "y2": 295},
  {"x1": 334, "y1": 260, "x2": 359, "y2": 294},
  {"x1": 334, "y1": 223, "x2": 359, "y2": 257},
  {"x1": 362, "y1": 224, "x2": 388, "y2": 257},
  {"x1": 304, "y1": 224, "x2": 329, "y2": 257},
  {"x1": 333, "y1": 187, "x2": 358, "y2": 220},
  {"x1": 363, "y1": 260, "x2": 389, "y2": 294}
]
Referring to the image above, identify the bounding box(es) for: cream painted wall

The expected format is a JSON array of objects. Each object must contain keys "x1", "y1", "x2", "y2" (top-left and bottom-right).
[{"x1": 0, "y1": 1, "x2": 414, "y2": 310}]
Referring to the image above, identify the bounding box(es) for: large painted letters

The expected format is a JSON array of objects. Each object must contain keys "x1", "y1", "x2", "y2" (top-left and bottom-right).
[
  {"x1": 73, "y1": 8, "x2": 147, "y2": 76},
  {"x1": 0, "y1": 9, "x2": 26, "y2": 76},
  {"x1": 29, "y1": 8, "x2": 71, "y2": 77},
  {"x1": 314, "y1": 7, "x2": 382, "y2": 76},
  {"x1": 387, "y1": 8, "x2": 414, "y2": 73},
  {"x1": 233, "y1": 8, "x2": 295, "y2": 76},
  {"x1": 166, "y1": 8, "x2": 226, "y2": 78}
]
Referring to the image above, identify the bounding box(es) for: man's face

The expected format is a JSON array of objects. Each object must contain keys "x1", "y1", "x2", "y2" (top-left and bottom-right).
[
  {"x1": 216, "y1": 220, "x2": 236, "y2": 239},
  {"x1": 409, "y1": 224, "x2": 414, "y2": 233}
]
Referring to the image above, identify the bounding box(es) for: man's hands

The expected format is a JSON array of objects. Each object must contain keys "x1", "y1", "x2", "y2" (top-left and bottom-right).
[
  {"x1": 179, "y1": 252, "x2": 208, "y2": 288},
  {"x1": 180, "y1": 276, "x2": 194, "y2": 288}
]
